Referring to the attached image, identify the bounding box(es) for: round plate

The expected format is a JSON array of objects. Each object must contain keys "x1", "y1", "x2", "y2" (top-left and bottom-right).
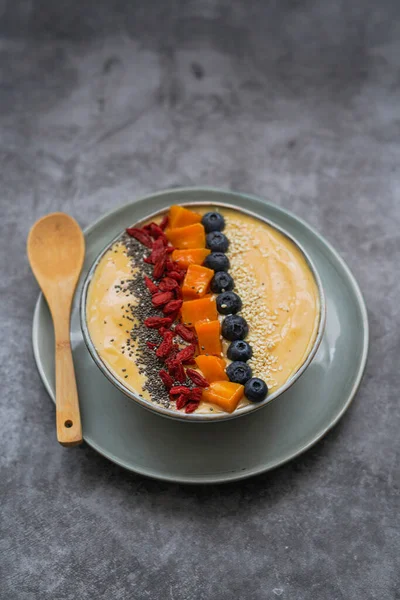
[{"x1": 32, "y1": 188, "x2": 369, "y2": 484}]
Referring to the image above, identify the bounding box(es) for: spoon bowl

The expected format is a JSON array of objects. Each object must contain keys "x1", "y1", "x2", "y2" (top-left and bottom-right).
[{"x1": 27, "y1": 213, "x2": 85, "y2": 446}]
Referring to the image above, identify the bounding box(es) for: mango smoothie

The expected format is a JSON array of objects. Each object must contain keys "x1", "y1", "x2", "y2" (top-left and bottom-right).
[{"x1": 86, "y1": 206, "x2": 320, "y2": 414}]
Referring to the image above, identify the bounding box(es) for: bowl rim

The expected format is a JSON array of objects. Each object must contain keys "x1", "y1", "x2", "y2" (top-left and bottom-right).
[{"x1": 80, "y1": 200, "x2": 326, "y2": 422}]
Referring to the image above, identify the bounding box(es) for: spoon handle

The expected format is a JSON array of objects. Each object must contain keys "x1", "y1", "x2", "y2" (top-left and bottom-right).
[{"x1": 54, "y1": 318, "x2": 83, "y2": 446}]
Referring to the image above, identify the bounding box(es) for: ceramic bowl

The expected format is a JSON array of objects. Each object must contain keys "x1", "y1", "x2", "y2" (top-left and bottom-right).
[{"x1": 80, "y1": 202, "x2": 326, "y2": 422}]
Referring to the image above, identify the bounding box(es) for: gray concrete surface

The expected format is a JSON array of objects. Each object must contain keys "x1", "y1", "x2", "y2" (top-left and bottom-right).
[{"x1": 1, "y1": 1, "x2": 399, "y2": 598}]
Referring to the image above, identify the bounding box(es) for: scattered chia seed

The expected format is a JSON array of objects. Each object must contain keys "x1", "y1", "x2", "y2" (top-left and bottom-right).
[
  {"x1": 107, "y1": 233, "x2": 195, "y2": 409},
  {"x1": 122, "y1": 233, "x2": 174, "y2": 407}
]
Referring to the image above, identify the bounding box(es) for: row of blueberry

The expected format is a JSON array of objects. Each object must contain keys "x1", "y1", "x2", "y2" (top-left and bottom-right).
[{"x1": 201, "y1": 212, "x2": 268, "y2": 402}]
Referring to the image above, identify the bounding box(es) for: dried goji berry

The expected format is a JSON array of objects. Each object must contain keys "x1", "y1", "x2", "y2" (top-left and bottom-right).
[
  {"x1": 144, "y1": 316, "x2": 172, "y2": 329},
  {"x1": 163, "y1": 299, "x2": 183, "y2": 315},
  {"x1": 159, "y1": 214, "x2": 169, "y2": 230},
  {"x1": 149, "y1": 223, "x2": 167, "y2": 240},
  {"x1": 153, "y1": 236, "x2": 166, "y2": 251},
  {"x1": 152, "y1": 291, "x2": 174, "y2": 307},
  {"x1": 185, "y1": 401, "x2": 200, "y2": 413},
  {"x1": 167, "y1": 270, "x2": 185, "y2": 283},
  {"x1": 146, "y1": 341, "x2": 158, "y2": 350},
  {"x1": 176, "y1": 394, "x2": 189, "y2": 410},
  {"x1": 150, "y1": 247, "x2": 168, "y2": 263},
  {"x1": 146, "y1": 238, "x2": 167, "y2": 264},
  {"x1": 153, "y1": 255, "x2": 167, "y2": 279},
  {"x1": 166, "y1": 308, "x2": 181, "y2": 322},
  {"x1": 158, "y1": 326, "x2": 168, "y2": 336},
  {"x1": 169, "y1": 386, "x2": 191, "y2": 396},
  {"x1": 167, "y1": 261, "x2": 186, "y2": 273},
  {"x1": 188, "y1": 387, "x2": 203, "y2": 402},
  {"x1": 159, "y1": 277, "x2": 179, "y2": 292},
  {"x1": 126, "y1": 227, "x2": 153, "y2": 248},
  {"x1": 159, "y1": 369, "x2": 174, "y2": 390},
  {"x1": 176, "y1": 343, "x2": 196, "y2": 363},
  {"x1": 186, "y1": 369, "x2": 209, "y2": 388},
  {"x1": 166, "y1": 246, "x2": 175, "y2": 254},
  {"x1": 156, "y1": 331, "x2": 174, "y2": 358},
  {"x1": 175, "y1": 324, "x2": 196, "y2": 343},
  {"x1": 168, "y1": 359, "x2": 185, "y2": 382},
  {"x1": 144, "y1": 275, "x2": 159, "y2": 295}
]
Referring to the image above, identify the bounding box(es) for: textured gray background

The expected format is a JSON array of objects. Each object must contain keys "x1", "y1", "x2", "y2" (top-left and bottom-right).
[{"x1": 1, "y1": 1, "x2": 399, "y2": 598}]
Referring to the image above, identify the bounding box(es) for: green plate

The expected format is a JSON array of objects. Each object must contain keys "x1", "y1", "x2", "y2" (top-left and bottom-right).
[{"x1": 32, "y1": 188, "x2": 369, "y2": 484}]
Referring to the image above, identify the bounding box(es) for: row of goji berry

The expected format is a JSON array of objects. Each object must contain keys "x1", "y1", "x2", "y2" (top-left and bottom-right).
[{"x1": 126, "y1": 217, "x2": 208, "y2": 412}]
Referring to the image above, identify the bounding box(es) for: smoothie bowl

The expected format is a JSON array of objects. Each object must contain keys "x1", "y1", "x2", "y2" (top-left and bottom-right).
[{"x1": 80, "y1": 202, "x2": 326, "y2": 421}]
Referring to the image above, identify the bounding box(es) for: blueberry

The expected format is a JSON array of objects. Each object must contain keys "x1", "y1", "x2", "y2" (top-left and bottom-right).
[
  {"x1": 216, "y1": 292, "x2": 242, "y2": 315},
  {"x1": 245, "y1": 378, "x2": 268, "y2": 402},
  {"x1": 204, "y1": 252, "x2": 230, "y2": 272},
  {"x1": 221, "y1": 315, "x2": 249, "y2": 341},
  {"x1": 206, "y1": 231, "x2": 229, "y2": 253},
  {"x1": 210, "y1": 272, "x2": 234, "y2": 293},
  {"x1": 201, "y1": 211, "x2": 225, "y2": 233},
  {"x1": 226, "y1": 361, "x2": 253, "y2": 384},
  {"x1": 227, "y1": 340, "x2": 253, "y2": 362}
]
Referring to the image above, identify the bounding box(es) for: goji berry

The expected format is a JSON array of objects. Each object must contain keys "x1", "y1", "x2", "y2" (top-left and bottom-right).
[
  {"x1": 167, "y1": 270, "x2": 185, "y2": 283},
  {"x1": 168, "y1": 359, "x2": 185, "y2": 382},
  {"x1": 152, "y1": 291, "x2": 174, "y2": 307},
  {"x1": 159, "y1": 277, "x2": 179, "y2": 291},
  {"x1": 156, "y1": 331, "x2": 174, "y2": 358},
  {"x1": 166, "y1": 308, "x2": 181, "y2": 322},
  {"x1": 153, "y1": 255, "x2": 167, "y2": 279},
  {"x1": 144, "y1": 275, "x2": 159, "y2": 295},
  {"x1": 159, "y1": 369, "x2": 174, "y2": 390},
  {"x1": 176, "y1": 394, "x2": 189, "y2": 410},
  {"x1": 186, "y1": 369, "x2": 209, "y2": 388},
  {"x1": 185, "y1": 401, "x2": 200, "y2": 413},
  {"x1": 169, "y1": 386, "x2": 191, "y2": 396},
  {"x1": 159, "y1": 214, "x2": 169, "y2": 230},
  {"x1": 158, "y1": 326, "x2": 168, "y2": 336},
  {"x1": 176, "y1": 343, "x2": 196, "y2": 363},
  {"x1": 126, "y1": 227, "x2": 153, "y2": 248},
  {"x1": 146, "y1": 238, "x2": 167, "y2": 264},
  {"x1": 144, "y1": 316, "x2": 172, "y2": 329},
  {"x1": 188, "y1": 387, "x2": 203, "y2": 402},
  {"x1": 163, "y1": 299, "x2": 183, "y2": 315},
  {"x1": 146, "y1": 341, "x2": 158, "y2": 350},
  {"x1": 175, "y1": 324, "x2": 196, "y2": 343},
  {"x1": 149, "y1": 223, "x2": 167, "y2": 240},
  {"x1": 153, "y1": 236, "x2": 166, "y2": 251}
]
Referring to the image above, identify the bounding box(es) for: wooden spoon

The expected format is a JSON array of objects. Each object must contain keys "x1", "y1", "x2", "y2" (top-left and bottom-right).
[{"x1": 27, "y1": 213, "x2": 85, "y2": 447}]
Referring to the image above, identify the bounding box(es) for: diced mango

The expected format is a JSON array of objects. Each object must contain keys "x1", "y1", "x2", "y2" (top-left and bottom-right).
[
  {"x1": 181, "y1": 296, "x2": 217, "y2": 326},
  {"x1": 171, "y1": 248, "x2": 210, "y2": 268},
  {"x1": 166, "y1": 223, "x2": 205, "y2": 249},
  {"x1": 182, "y1": 264, "x2": 214, "y2": 299},
  {"x1": 202, "y1": 381, "x2": 244, "y2": 413},
  {"x1": 195, "y1": 355, "x2": 228, "y2": 383},
  {"x1": 169, "y1": 205, "x2": 202, "y2": 229},
  {"x1": 195, "y1": 320, "x2": 222, "y2": 356}
]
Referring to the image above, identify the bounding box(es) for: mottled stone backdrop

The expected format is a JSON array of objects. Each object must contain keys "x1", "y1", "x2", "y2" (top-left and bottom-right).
[{"x1": 0, "y1": 1, "x2": 399, "y2": 598}]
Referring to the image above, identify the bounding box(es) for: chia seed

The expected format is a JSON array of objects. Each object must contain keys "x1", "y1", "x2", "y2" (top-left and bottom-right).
[{"x1": 122, "y1": 233, "x2": 176, "y2": 407}]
